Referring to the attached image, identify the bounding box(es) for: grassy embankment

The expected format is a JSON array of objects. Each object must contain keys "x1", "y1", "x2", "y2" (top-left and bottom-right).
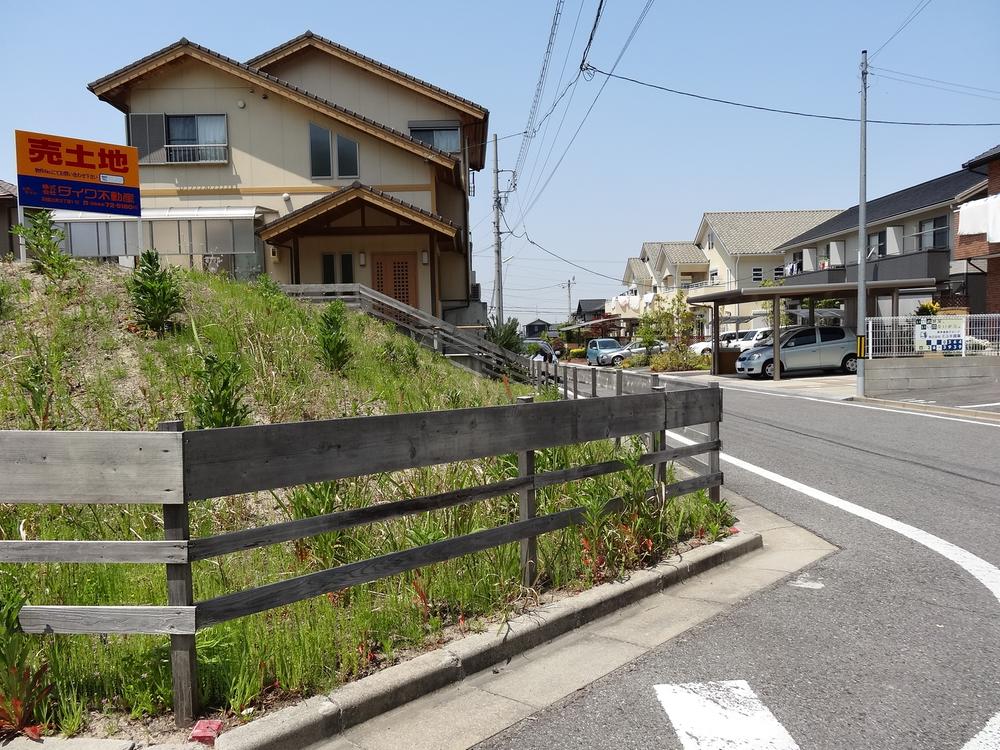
[{"x1": 0, "y1": 259, "x2": 734, "y2": 734}]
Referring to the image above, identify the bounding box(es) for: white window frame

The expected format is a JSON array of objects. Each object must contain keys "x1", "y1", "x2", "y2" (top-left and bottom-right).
[
  {"x1": 751, "y1": 267, "x2": 764, "y2": 283},
  {"x1": 773, "y1": 266, "x2": 784, "y2": 280}
]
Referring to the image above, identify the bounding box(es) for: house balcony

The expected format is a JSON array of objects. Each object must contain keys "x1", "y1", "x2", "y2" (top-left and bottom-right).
[
  {"x1": 781, "y1": 266, "x2": 847, "y2": 286},
  {"x1": 843, "y1": 247, "x2": 950, "y2": 284}
]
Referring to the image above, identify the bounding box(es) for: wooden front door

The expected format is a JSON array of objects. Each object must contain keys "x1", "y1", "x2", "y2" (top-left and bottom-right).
[{"x1": 372, "y1": 253, "x2": 418, "y2": 308}]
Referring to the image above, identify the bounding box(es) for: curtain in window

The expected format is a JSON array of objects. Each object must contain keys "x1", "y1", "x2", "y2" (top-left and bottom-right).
[
  {"x1": 167, "y1": 116, "x2": 197, "y2": 145},
  {"x1": 197, "y1": 115, "x2": 227, "y2": 145}
]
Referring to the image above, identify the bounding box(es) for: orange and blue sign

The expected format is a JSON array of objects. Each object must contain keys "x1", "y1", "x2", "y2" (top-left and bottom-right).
[{"x1": 15, "y1": 130, "x2": 141, "y2": 217}]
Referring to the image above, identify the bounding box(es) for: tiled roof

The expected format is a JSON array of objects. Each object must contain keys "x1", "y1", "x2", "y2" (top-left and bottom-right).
[
  {"x1": 247, "y1": 31, "x2": 487, "y2": 117},
  {"x1": 624, "y1": 257, "x2": 653, "y2": 285},
  {"x1": 964, "y1": 144, "x2": 1000, "y2": 170},
  {"x1": 577, "y1": 299, "x2": 606, "y2": 313},
  {"x1": 87, "y1": 39, "x2": 458, "y2": 167},
  {"x1": 260, "y1": 181, "x2": 457, "y2": 239},
  {"x1": 0, "y1": 180, "x2": 16, "y2": 198},
  {"x1": 704, "y1": 210, "x2": 842, "y2": 256},
  {"x1": 641, "y1": 241, "x2": 707, "y2": 265},
  {"x1": 777, "y1": 170, "x2": 986, "y2": 251}
]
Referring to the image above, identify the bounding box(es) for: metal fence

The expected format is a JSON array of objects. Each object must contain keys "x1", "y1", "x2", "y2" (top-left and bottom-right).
[{"x1": 866, "y1": 314, "x2": 1000, "y2": 358}]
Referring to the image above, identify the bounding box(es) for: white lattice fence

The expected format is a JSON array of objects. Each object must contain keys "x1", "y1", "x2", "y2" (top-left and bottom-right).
[{"x1": 866, "y1": 314, "x2": 1000, "y2": 358}]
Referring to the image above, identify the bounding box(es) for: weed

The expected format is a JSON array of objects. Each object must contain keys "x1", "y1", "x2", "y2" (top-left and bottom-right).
[
  {"x1": 125, "y1": 250, "x2": 183, "y2": 333},
  {"x1": 17, "y1": 336, "x2": 58, "y2": 430},
  {"x1": 11, "y1": 210, "x2": 74, "y2": 283},
  {"x1": 189, "y1": 353, "x2": 252, "y2": 429},
  {"x1": 484, "y1": 316, "x2": 522, "y2": 353},
  {"x1": 317, "y1": 301, "x2": 351, "y2": 372},
  {"x1": 0, "y1": 589, "x2": 51, "y2": 740}
]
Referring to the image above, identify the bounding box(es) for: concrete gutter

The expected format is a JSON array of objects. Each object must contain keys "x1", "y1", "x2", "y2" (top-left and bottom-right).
[{"x1": 213, "y1": 531, "x2": 762, "y2": 750}]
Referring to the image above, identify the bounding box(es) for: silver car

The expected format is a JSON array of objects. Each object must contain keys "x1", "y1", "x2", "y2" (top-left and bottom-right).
[{"x1": 736, "y1": 326, "x2": 857, "y2": 378}]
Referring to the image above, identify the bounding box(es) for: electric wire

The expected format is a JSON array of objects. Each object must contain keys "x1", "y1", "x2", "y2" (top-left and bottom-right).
[
  {"x1": 870, "y1": 72, "x2": 1000, "y2": 102},
  {"x1": 869, "y1": 0, "x2": 934, "y2": 61},
  {"x1": 584, "y1": 65, "x2": 1000, "y2": 126},
  {"x1": 869, "y1": 66, "x2": 1000, "y2": 96},
  {"x1": 501, "y1": 212, "x2": 624, "y2": 283}
]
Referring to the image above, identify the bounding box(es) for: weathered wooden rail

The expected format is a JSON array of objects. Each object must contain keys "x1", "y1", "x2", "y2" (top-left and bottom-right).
[{"x1": 0, "y1": 385, "x2": 722, "y2": 726}]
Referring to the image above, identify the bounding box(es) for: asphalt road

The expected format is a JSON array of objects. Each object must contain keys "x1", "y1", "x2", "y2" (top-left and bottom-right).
[{"x1": 477, "y1": 386, "x2": 1000, "y2": 749}]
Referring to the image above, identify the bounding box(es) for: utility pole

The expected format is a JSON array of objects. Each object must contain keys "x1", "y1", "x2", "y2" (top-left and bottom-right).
[
  {"x1": 492, "y1": 134, "x2": 504, "y2": 324},
  {"x1": 856, "y1": 50, "x2": 868, "y2": 398},
  {"x1": 564, "y1": 277, "x2": 575, "y2": 318}
]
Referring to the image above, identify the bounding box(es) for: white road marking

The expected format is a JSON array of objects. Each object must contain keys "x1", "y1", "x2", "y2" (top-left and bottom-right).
[
  {"x1": 654, "y1": 680, "x2": 800, "y2": 749},
  {"x1": 957, "y1": 402, "x2": 1000, "y2": 409},
  {"x1": 713, "y1": 386, "x2": 1000, "y2": 429},
  {"x1": 663, "y1": 428, "x2": 1000, "y2": 749}
]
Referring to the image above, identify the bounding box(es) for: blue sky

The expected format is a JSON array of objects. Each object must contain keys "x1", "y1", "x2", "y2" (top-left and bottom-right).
[{"x1": 2, "y1": 1, "x2": 998, "y2": 322}]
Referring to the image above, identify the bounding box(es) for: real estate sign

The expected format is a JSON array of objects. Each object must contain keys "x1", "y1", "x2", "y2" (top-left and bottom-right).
[
  {"x1": 15, "y1": 130, "x2": 140, "y2": 217},
  {"x1": 913, "y1": 316, "x2": 963, "y2": 353}
]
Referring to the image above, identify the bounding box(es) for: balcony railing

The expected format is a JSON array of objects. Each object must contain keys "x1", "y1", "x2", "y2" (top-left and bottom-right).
[{"x1": 164, "y1": 144, "x2": 229, "y2": 164}]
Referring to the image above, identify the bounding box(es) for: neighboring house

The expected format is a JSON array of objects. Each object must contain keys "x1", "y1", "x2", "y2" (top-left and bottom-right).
[
  {"x1": 0, "y1": 181, "x2": 16, "y2": 258},
  {"x1": 955, "y1": 144, "x2": 1000, "y2": 313},
  {"x1": 691, "y1": 209, "x2": 841, "y2": 329},
  {"x1": 777, "y1": 169, "x2": 987, "y2": 314},
  {"x1": 574, "y1": 298, "x2": 606, "y2": 322},
  {"x1": 523, "y1": 318, "x2": 550, "y2": 338},
  {"x1": 73, "y1": 32, "x2": 488, "y2": 323},
  {"x1": 639, "y1": 241, "x2": 709, "y2": 292}
]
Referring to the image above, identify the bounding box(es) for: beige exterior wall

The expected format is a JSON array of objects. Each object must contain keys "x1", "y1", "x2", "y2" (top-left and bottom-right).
[
  {"x1": 264, "y1": 47, "x2": 462, "y2": 136},
  {"x1": 128, "y1": 59, "x2": 435, "y2": 215}
]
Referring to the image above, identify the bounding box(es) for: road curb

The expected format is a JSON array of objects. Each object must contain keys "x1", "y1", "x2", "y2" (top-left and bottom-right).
[
  {"x1": 851, "y1": 395, "x2": 1000, "y2": 422},
  {"x1": 214, "y1": 531, "x2": 762, "y2": 750}
]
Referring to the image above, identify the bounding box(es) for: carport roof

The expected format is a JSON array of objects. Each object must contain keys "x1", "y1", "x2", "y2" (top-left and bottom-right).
[{"x1": 688, "y1": 277, "x2": 937, "y2": 305}]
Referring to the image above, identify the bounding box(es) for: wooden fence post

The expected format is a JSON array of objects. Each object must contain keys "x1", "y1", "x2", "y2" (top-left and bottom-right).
[
  {"x1": 708, "y1": 382, "x2": 722, "y2": 502},
  {"x1": 516, "y1": 396, "x2": 537, "y2": 588},
  {"x1": 562, "y1": 365, "x2": 569, "y2": 400},
  {"x1": 590, "y1": 366, "x2": 598, "y2": 399},
  {"x1": 158, "y1": 420, "x2": 198, "y2": 727},
  {"x1": 651, "y1": 385, "x2": 667, "y2": 489},
  {"x1": 572, "y1": 367, "x2": 579, "y2": 399}
]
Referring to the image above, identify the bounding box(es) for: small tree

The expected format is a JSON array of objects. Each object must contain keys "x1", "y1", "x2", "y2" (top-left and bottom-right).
[
  {"x1": 484, "y1": 316, "x2": 523, "y2": 353},
  {"x1": 11, "y1": 210, "x2": 73, "y2": 282},
  {"x1": 126, "y1": 250, "x2": 184, "y2": 333},
  {"x1": 318, "y1": 300, "x2": 351, "y2": 371}
]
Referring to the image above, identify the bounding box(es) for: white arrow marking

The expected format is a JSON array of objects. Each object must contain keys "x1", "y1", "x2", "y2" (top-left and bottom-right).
[
  {"x1": 654, "y1": 680, "x2": 800, "y2": 749},
  {"x1": 664, "y1": 429, "x2": 1000, "y2": 749}
]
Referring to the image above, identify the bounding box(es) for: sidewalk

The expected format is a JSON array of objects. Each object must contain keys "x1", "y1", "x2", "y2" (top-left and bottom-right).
[
  {"x1": 313, "y1": 492, "x2": 836, "y2": 750},
  {"x1": 658, "y1": 370, "x2": 857, "y2": 400}
]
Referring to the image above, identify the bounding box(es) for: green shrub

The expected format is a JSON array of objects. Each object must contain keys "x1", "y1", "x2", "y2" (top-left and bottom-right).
[
  {"x1": 126, "y1": 250, "x2": 183, "y2": 333},
  {"x1": 649, "y1": 348, "x2": 706, "y2": 372},
  {"x1": 568, "y1": 348, "x2": 586, "y2": 359},
  {"x1": 484, "y1": 316, "x2": 523, "y2": 353},
  {"x1": 623, "y1": 353, "x2": 649, "y2": 368},
  {"x1": 915, "y1": 300, "x2": 940, "y2": 316},
  {"x1": 11, "y1": 210, "x2": 73, "y2": 283},
  {"x1": 318, "y1": 300, "x2": 351, "y2": 371},
  {"x1": 525, "y1": 343, "x2": 541, "y2": 357},
  {"x1": 189, "y1": 353, "x2": 252, "y2": 428}
]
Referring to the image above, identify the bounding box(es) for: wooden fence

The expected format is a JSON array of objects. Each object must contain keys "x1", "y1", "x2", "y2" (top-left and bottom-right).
[{"x1": 0, "y1": 385, "x2": 722, "y2": 726}]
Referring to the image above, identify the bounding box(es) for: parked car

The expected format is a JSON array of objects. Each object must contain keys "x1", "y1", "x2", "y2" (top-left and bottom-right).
[
  {"x1": 523, "y1": 339, "x2": 558, "y2": 362},
  {"x1": 610, "y1": 339, "x2": 667, "y2": 363},
  {"x1": 586, "y1": 338, "x2": 623, "y2": 365},
  {"x1": 690, "y1": 331, "x2": 741, "y2": 356},
  {"x1": 736, "y1": 328, "x2": 774, "y2": 352},
  {"x1": 736, "y1": 326, "x2": 857, "y2": 378}
]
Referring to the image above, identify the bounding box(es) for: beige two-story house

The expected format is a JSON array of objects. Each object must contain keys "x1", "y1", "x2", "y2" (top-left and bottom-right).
[{"x1": 74, "y1": 32, "x2": 488, "y2": 323}]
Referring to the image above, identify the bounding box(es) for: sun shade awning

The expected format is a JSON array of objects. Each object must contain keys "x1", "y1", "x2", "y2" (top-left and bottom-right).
[
  {"x1": 687, "y1": 278, "x2": 938, "y2": 305},
  {"x1": 51, "y1": 206, "x2": 268, "y2": 222}
]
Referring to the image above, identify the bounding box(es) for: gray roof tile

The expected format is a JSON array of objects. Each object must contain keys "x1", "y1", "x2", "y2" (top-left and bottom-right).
[
  {"x1": 704, "y1": 210, "x2": 842, "y2": 256},
  {"x1": 624, "y1": 257, "x2": 653, "y2": 285},
  {"x1": 964, "y1": 144, "x2": 1000, "y2": 170},
  {"x1": 641, "y1": 241, "x2": 707, "y2": 265},
  {"x1": 777, "y1": 170, "x2": 985, "y2": 250},
  {"x1": 0, "y1": 180, "x2": 16, "y2": 198}
]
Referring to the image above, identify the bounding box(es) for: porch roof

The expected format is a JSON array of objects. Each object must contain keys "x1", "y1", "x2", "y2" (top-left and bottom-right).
[
  {"x1": 687, "y1": 277, "x2": 937, "y2": 306},
  {"x1": 259, "y1": 182, "x2": 459, "y2": 244}
]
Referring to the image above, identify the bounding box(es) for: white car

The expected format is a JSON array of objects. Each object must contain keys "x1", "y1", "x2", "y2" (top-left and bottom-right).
[
  {"x1": 737, "y1": 328, "x2": 774, "y2": 352},
  {"x1": 690, "y1": 332, "x2": 741, "y2": 356}
]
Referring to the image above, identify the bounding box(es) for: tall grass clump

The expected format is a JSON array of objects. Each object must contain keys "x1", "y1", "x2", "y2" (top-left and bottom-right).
[
  {"x1": 317, "y1": 300, "x2": 351, "y2": 372},
  {"x1": 189, "y1": 352, "x2": 252, "y2": 428},
  {"x1": 11, "y1": 211, "x2": 73, "y2": 283}
]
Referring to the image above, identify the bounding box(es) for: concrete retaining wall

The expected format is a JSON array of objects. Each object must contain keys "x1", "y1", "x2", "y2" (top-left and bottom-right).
[{"x1": 865, "y1": 356, "x2": 1000, "y2": 396}]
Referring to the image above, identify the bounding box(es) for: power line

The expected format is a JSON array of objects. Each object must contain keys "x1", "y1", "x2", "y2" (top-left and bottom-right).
[
  {"x1": 515, "y1": 0, "x2": 658, "y2": 230},
  {"x1": 869, "y1": 65, "x2": 1000, "y2": 96},
  {"x1": 871, "y1": 71, "x2": 1000, "y2": 102},
  {"x1": 584, "y1": 65, "x2": 1000, "y2": 126},
  {"x1": 578, "y1": 0, "x2": 607, "y2": 70},
  {"x1": 501, "y1": 212, "x2": 624, "y2": 283},
  {"x1": 869, "y1": 0, "x2": 934, "y2": 61},
  {"x1": 512, "y1": 0, "x2": 566, "y2": 189}
]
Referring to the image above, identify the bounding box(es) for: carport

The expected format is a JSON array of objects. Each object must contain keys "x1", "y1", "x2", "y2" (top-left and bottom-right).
[{"x1": 689, "y1": 277, "x2": 937, "y2": 381}]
